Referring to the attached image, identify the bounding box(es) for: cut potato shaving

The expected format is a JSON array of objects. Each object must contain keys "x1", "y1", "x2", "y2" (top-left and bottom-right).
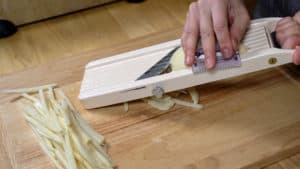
[
  {"x1": 0, "y1": 84, "x2": 57, "y2": 94},
  {"x1": 144, "y1": 95, "x2": 175, "y2": 110},
  {"x1": 172, "y1": 98, "x2": 203, "y2": 109},
  {"x1": 10, "y1": 85, "x2": 114, "y2": 169},
  {"x1": 124, "y1": 102, "x2": 129, "y2": 112},
  {"x1": 187, "y1": 88, "x2": 199, "y2": 104},
  {"x1": 239, "y1": 44, "x2": 248, "y2": 54}
]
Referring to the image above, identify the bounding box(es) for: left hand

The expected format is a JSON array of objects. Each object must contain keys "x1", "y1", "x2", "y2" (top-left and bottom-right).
[{"x1": 276, "y1": 11, "x2": 300, "y2": 65}]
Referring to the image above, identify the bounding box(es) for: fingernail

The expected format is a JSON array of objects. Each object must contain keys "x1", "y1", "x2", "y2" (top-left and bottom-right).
[
  {"x1": 295, "y1": 57, "x2": 300, "y2": 65},
  {"x1": 185, "y1": 55, "x2": 189, "y2": 65},
  {"x1": 295, "y1": 46, "x2": 300, "y2": 65},
  {"x1": 205, "y1": 56, "x2": 214, "y2": 69},
  {"x1": 185, "y1": 52, "x2": 193, "y2": 65},
  {"x1": 223, "y1": 48, "x2": 233, "y2": 58}
]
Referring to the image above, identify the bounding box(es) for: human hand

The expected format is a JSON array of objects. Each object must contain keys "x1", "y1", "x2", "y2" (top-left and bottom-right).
[
  {"x1": 181, "y1": 0, "x2": 250, "y2": 69},
  {"x1": 276, "y1": 11, "x2": 300, "y2": 65}
]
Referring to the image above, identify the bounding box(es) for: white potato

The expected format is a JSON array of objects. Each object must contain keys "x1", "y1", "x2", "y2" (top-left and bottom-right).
[{"x1": 170, "y1": 47, "x2": 187, "y2": 71}]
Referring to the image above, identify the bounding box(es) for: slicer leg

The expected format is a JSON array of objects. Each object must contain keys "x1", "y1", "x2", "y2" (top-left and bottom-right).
[{"x1": 152, "y1": 86, "x2": 164, "y2": 99}]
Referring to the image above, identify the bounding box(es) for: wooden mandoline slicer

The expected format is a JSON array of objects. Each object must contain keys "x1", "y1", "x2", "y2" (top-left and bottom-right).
[{"x1": 79, "y1": 18, "x2": 295, "y2": 109}]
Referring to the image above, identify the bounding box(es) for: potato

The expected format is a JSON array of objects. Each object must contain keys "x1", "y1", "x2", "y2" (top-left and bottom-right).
[
  {"x1": 239, "y1": 44, "x2": 248, "y2": 54},
  {"x1": 170, "y1": 47, "x2": 187, "y2": 71}
]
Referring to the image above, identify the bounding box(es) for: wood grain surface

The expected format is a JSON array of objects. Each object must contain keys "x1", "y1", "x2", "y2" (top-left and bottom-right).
[
  {"x1": 0, "y1": 0, "x2": 299, "y2": 168},
  {"x1": 0, "y1": 0, "x2": 194, "y2": 77},
  {"x1": 1, "y1": 62, "x2": 300, "y2": 169}
]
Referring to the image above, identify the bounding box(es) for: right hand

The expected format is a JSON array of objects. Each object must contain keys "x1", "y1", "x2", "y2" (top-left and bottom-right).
[
  {"x1": 275, "y1": 11, "x2": 300, "y2": 65},
  {"x1": 181, "y1": 0, "x2": 250, "y2": 69}
]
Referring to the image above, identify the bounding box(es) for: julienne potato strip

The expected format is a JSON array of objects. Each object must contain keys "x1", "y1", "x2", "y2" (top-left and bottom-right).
[
  {"x1": 0, "y1": 84, "x2": 57, "y2": 94},
  {"x1": 3, "y1": 85, "x2": 114, "y2": 169},
  {"x1": 56, "y1": 89, "x2": 105, "y2": 145}
]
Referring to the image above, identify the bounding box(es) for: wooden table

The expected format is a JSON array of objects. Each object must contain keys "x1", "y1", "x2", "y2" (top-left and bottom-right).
[
  {"x1": 0, "y1": 0, "x2": 299, "y2": 168},
  {"x1": 0, "y1": 0, "x2": 116, "y2": 25}
]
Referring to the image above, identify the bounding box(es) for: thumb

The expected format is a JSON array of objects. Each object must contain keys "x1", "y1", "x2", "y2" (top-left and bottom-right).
[
  {"x1": 293, "y1": 11, "x2": 300, "y2": 23},
  {"x1": 293, "y1": 46, "x2": 300, "y2": 65}
]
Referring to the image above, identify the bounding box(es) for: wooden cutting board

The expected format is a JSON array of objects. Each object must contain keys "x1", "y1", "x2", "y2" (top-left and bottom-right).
[{"x1": 0, "y1": 31, "x2": 300, "y2": 169}]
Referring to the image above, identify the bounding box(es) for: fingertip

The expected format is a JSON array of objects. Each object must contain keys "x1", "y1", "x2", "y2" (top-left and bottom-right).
[
  {"x1": 282, "y1": 37, "x2": 300, "y2": 49},
  {"x1": 231, "y1": 38, "x2": 238, "y2": 50},
  {"x1": 293, "y1": 11, "x2": 300, "y2": 23},
  {"x1": 184, "y1": 38, "x2": 198, "y2": 65},
  {"x1": 206, "y1": 59, "x2": 215, "y2": 69},
  {"x1": 185, "y1": 52, "x2": 194, "y2": 66},
  {"x1": 184, "y1": 56, "x2": 189, "y2": 66},
  {"x1": 230, "y1": 30, "x2": 242, "y2": 50},
  {"x1": 205, "y1": 54, "x2": 216, "y2": 69},
  {"x1": 293, "y1": 46, "x2": 300, "y2": 65},
  {"x1": 293, "y1": 57, "x2": 300, "y2": 65},
  {"x1": 222, "y1": 47, "x2": 234, "y2": 59}
]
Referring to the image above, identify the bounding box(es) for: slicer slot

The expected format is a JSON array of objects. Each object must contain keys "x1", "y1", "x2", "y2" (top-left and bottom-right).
[
  {"x1": 242, "y1": 25, "x2": 271, "y2": 53},
  {"x1": 270, "y1": 32, "x2": 281, "y2": 48},
  {"x1": 121, "y1": 86, "x2": 146, "y2": 93},
  {"x1": 264, "y1": 26, "x2": 274, "y2": 48}
]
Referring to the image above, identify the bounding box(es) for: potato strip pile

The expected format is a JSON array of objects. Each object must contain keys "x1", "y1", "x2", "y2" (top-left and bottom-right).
[{"x1": 3, "y1": 84, "x2": 114, "y2": 169}]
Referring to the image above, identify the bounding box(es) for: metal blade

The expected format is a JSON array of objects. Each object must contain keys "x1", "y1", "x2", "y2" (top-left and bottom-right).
[{"x1": 136, "y1": 46, "x2": 180, "y2": 80}]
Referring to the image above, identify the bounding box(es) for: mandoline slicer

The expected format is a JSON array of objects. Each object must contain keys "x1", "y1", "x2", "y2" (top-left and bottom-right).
[{"x1": 79, "y1": 18, "x2": 295, "y2": 109}]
